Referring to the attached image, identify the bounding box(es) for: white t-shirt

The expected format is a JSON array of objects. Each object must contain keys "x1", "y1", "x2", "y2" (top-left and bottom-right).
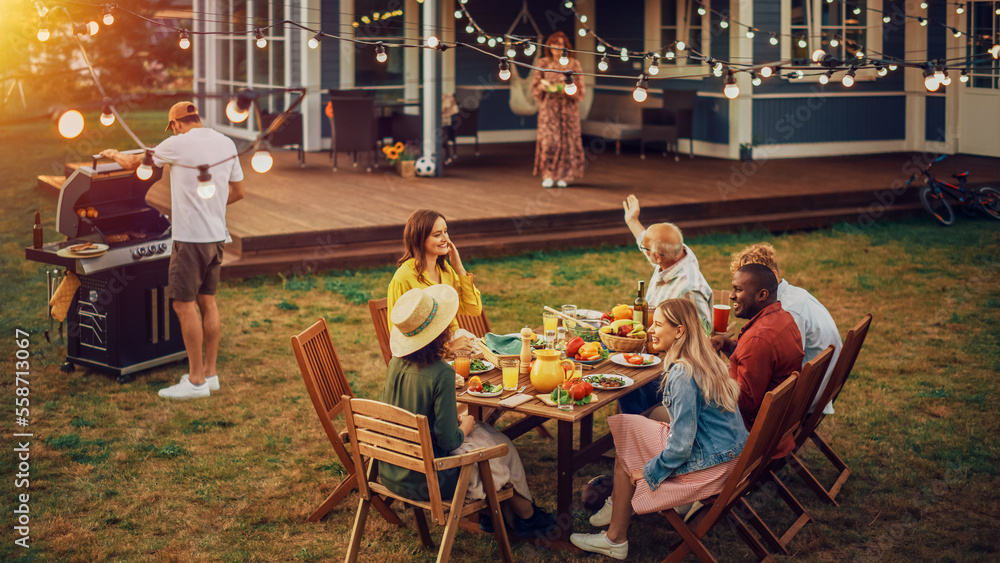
[
  {"x1": 776, "y1": 279, "x2": 843, "y2": 415},
  {"x1": 152, "y1": 127, "x2": 244, "y2": 242}
]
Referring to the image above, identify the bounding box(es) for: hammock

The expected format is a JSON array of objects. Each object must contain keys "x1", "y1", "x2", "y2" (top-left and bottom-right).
[{"x1": 507, "y1": 1, "x2": 542, "y2": 116}]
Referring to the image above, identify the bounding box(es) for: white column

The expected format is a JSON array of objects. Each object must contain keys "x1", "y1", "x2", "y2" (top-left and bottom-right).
[
  {"x1": 422, "y1": 0, "x2": 442, "y2": 174},
  {"x1": 301, "y1": 0, "x2": 322, "y2": 152},
  {"x1": 903, "y1": 5, "x2": 927, "y2": 152},
  {"x1": 729, "y1": 0, "x2": 753, "y2": 160}
]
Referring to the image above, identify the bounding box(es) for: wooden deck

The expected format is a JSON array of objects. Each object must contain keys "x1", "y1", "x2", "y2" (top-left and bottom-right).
[{"x1": 38, "y1": 144, "x2": 1000, "y2": 278}]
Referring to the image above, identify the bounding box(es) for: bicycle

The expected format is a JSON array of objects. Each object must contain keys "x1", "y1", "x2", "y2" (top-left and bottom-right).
[{"x1": 905, "y1": 155, "x2": 1000, "y2": 226}]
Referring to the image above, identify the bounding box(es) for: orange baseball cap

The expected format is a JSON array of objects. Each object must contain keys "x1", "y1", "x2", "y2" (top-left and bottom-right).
[{"x1": 165, "y1": 101, "x2": 199, "y2": 131}]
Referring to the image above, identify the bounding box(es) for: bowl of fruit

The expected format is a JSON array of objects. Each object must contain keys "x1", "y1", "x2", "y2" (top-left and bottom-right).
[{"x1": 567, "y1": 318, "x2": 609, "y2": 343}]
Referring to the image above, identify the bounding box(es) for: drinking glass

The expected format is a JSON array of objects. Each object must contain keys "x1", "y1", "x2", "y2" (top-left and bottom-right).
[
  {"x1": 500, "y1": 358, "x2": 520, "y2": 390},
  {"x1": 454, "y1": 351, "x2": 471, "y2": 379},
  {"x1": 556, "y1": 388, "x2": 574, "y2": 411},
  {"x1": 543, "y1": 311, "x2": 559, "y2": 334},
  {"x1": 561, "y1": 304, "x2": 578, "y2": 330}
]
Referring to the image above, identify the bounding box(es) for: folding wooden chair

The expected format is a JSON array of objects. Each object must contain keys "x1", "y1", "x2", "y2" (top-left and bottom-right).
[
  {"x1": 738, "y1": 346, "x2": 835, "y2": 555},
  {"x1": 457, "y1": 310, "x2": 492, "y2": 338},
  {"x1": 344, "y1": 398, "x2": 514, "y2": 563},
  {"x1": 367, "y1": 298, "x2": 393, "y2": 366},
  {"x1": 659, "y1": 374, "x2": 799, "y2": 563},
  {"x1": 789, "y1": 313, "x2": 872, "y2": 505},
  {"x1": 291, "y1": 318, "x2": 401, "y2": 525}
]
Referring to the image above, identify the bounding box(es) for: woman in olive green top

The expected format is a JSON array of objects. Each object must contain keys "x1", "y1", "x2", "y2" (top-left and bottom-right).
[{"x1": 381, "y1": 285, "x2": 556, "y2": 535}]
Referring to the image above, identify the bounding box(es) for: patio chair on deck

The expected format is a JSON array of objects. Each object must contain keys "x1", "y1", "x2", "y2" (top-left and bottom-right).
[
  {"x1": 659, "y1": 374, "x2": 798, "y2": 563},
  {"x1": 368, "y1": 298, "x2": 393, "y2": 366},
  {"x1": 290, "y1": 318, "x2": 402, "y2": 525},
  {"x1": 738, "y1": 346, "x2": 835, "y2": 555},
  {"x1": 343, "y1": 398, "x2": 514, "y2": 563},
  {"x1": 789, "y1": 313, "x2": 872, "y2": 504},
  {"x1": 328, "y1": 97, "x2": 379, "y2": 172}
]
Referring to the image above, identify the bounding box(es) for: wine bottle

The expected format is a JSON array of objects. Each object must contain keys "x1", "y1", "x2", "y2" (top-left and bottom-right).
[
  {"x1": 633, "y1": 280, "x2": 648, "y2": 328},
  {"x1": 33, "y1": 211, "x2": 43, "y2": 249}
]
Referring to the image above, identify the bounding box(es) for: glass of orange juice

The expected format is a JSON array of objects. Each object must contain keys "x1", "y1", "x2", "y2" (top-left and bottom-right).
[
  {"x1": 543, "y1": 311, "x2": 559, "y2": 334},
  {"x1": 500, "y1": 358, "x2": 520, "y2": 390},
  {"x1": 454, "y1": 351, "x2": 471, "y2": 379}
]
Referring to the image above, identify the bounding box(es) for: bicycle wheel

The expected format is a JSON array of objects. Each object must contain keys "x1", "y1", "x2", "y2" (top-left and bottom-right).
[
  {"x1": 920, "y1": 186, "x2": 954, "y2": 226},
  {"x1": 977, "y1": 186, "x2": 1000, "y2": 220}
]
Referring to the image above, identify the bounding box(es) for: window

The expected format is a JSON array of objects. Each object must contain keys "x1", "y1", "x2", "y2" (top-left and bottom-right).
[
  {"x1": 645, "y1": 0, "x2": 710, "y2": 75},
  {"x1": 353, "y1": 0, "x2": 406, "y2": 99},
  {"x1": 783, "y1": 0, "x2": 882, "y2": 81},
  {"x1": 966, "y1": 1, "x2": 999, "y2": 89}
]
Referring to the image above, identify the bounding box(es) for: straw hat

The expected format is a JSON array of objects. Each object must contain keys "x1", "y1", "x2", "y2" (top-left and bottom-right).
[{"x1": 389, "y1": 285, "x2": 459, "y2": 357}]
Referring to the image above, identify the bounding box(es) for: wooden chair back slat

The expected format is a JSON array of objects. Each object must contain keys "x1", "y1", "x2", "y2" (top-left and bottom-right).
[
  {"x1": 457, "y1": 311, "x2": 492, "y2": 338},
  {"x1": 799, "y1": 314, "x2": 872, "y2": 447},
  {"x1": 353, "y1": 415, "x2": 422, "y2": 443},
  {"x1": 701, "y1": 373, "x2": 799, "y2": 533},
  {"x1": 783, "y1": 346, "x2": 835, "y2": 443},
  {"x1": 357, "y1": 429, "x2": 424, "y2": 459},
  {"x1": 291, "y1": 318, "x2": 354, "y2": 449},
  {"x1": 357, "y1": 443, "x2": 427, "y2": 473},
  {"x1": 368, "y1": 298, "x2": 393, "y2": 366}
]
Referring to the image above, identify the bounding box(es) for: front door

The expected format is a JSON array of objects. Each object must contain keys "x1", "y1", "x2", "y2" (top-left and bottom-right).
[{"x1": 957, "y1": 1, "x2": 1000, "y2": 157}]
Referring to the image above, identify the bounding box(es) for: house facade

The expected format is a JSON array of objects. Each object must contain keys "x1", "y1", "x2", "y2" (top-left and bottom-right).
[{"x1": 190, "y1": 0, "x2": 1000, "y2": 160}]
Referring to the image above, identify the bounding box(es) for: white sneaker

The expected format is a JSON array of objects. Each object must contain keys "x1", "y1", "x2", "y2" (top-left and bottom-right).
[
  {"x1": 590, "y1": 498, "x2": 613, "y2": 527},
  {"x1": 570, "y1": 531, "x2": 628, "y2": 560},
  {"x1": 556, "y1": 180, "x2": 568, "y2": 188},
  {"x1": 181, "y1": 373, "x2": 220, "y2": 391},
  {"x1": 542, "y1": 177, "x2": 554, "y2": 188},
  {"x1": 158, "y1": 378, "x2": 211, "y2": 399}
]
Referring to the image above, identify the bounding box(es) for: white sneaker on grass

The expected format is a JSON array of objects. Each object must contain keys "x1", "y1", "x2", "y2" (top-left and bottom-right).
[
  {"x1": 570, "y1": 531, "x2": 628, "y2": 560},
  {"x1": 590, "y1": 498, "x2": 614, "y2": 527},
  {"x1": 158, "y1": 378, "x2": 211, "y2": 399},
  {"x1": 181, "y1": 373, "x2": 220, "y2": 391}
]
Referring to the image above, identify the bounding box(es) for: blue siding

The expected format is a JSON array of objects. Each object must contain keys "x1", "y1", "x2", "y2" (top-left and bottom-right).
[
  {"x1": 696, "y1": 97, "x2": 729, "y2": 143},
  {"x1": 753, "y1": 95, "x2": 906, "y2": 144},
  {"x1": 593, "y1": 0, "x2": 645, "y2": 90},
  {"x1": 926, "y1": 1, "x2": 948, "y2": 60},
  {"x1": 320, "y1": 0, "x2": 340, "y2": 90},
  {"x1": 925, "y1": 96, "x2": 946, "y2": 142}
]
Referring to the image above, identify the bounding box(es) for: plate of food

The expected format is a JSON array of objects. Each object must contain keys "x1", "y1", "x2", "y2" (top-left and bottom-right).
[
  {"x1": 448, "y1": 358, "x2": 495, "y2": 375},
  {"x1": 610, "y1": 353, "x2": 662, "y2": 368},
  {"x1": 570, "y1": 341, "x2": 611, "y2": 365},
  {"x1": 466, "y1": 378, "x2": 503, "y2": 398},
  {"x1": 582, "y1": 374, "x2": 635, "y2": 390},
  {"x1": 57, "y1": 242, "x2": 109, "y2": 258}
]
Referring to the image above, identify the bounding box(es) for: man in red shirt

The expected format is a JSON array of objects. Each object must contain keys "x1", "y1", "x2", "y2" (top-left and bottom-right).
[{"x1": 712, "y1": 263, "x2": 803, "y2": 455}]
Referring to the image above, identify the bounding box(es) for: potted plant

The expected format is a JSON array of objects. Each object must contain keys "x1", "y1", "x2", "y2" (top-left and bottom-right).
[
  {"x1": 739, "y1": 136, "x2": 759, "y2": 161},
  {"x1": 382, "y1": 142, "x2": 420, "y2": 177}
]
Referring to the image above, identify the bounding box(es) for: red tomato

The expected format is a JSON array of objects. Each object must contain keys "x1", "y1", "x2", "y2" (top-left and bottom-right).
[
  {"x1": 579, "y1": 381, "x2": 594, "y2": 396},
  {"x1": 569, "y1": 382, "x2": 589, "y2": 401},
  {"x1": 628, "y1": 355, "x2": 644, "y2": 365}
]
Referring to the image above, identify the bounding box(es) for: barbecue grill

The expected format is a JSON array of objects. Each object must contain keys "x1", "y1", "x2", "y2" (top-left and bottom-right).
[{"x1": 26, "y1": 158, "x2": 186, "y2": 382}]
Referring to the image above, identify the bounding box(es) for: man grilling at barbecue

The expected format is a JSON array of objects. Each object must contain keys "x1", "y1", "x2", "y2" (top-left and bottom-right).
[{"x1": 101, "y1": 101, "x2": 245, "y2": 399}]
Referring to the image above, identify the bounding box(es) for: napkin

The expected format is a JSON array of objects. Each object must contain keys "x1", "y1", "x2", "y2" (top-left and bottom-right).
[
  {"x1": 482, "y1": 332, "x2": 524, "y2": 356},
  {"x1": 48, "y1": 271, "x2": 80, "y2": 322}
]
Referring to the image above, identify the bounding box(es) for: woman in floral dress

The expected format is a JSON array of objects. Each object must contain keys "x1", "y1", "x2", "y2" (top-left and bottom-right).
[{"x1": 531, "y1": 31, "x2": 585, "y2": 188}]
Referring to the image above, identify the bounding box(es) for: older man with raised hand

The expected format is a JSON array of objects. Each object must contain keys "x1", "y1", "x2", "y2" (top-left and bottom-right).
[
  {"x1": 619, "y1": 194, "x2": 714, "y2": 416},
  {"x1": 730, "y1": 243, "x2": 842, "y2": 415},
  {"x1": 711, "y1": 263, "x2": 804, "y2": 457}
]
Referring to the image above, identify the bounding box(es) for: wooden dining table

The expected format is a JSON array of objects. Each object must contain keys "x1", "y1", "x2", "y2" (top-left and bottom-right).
[{"x1": 457, "y1": 356, "x2": 664, "y2": 546}]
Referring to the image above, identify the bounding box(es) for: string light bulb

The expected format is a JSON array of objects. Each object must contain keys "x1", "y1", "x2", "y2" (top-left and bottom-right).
[
  {"x1": 465, "y1": 24, "x2": 474, "y2": 33},
  {"x1": 769, "y1": 34, "x2": 779, "y2": 46},
  {"x1": 476, "y1": 34, "x2": 486, "y2": 44},
  {"x1": 676, "y1": 41, "x2": 686, "y2": 51},
  {"x1": 498, "y1": 58, "x2": 511, "y2": 81},
  {"x1": 597, "y1": 43, "x2": 606, "y2": 53},
  {"x1": 179, "y1": 30, "x2": 191, "y2": 50},
  {"x1": 956, "y1": 4, "x2": 965, "y2": 14},
  {"x1": 648, "y1": 54, "x2": 660, "y2": 75},
  {"x1": 225, "y1": 89, "x2": 253, "y2": 123},
  {"x1": 941, "y1": 72, "x2": 952, "y2": 86},
  {"x1": 664, "y1": 49, "x2": 675, "y2": 61},
  {"x1": 620, "y1": 47, "x2": 629, "y2": 62},
  {"x1": 87, "y1": 21, "x2": 99, "y2": 35},
  {"x1": 506, "y1": 42, "x2": 516, "y2": 58},
  {"x1": 720, "y1": 19, "x2": 729, "y2": 29},
  {"x1": 819, "y1": 70, "x2": 831, "y2": 85},
  {"x1": 923, "y1": 68, "x2": 941, "y2": 91},
  {"x1": 751, "y1": 72, "x2": 762, "y2": 87},
  {"x1": 811, "y1": 49, "x2": 828, "y2": 63},
  {"x1": 580, "y1": 15, "x2": 588, "y2": 23},
  {"x1": 454, "y1": 9, "x2": 462, "y2": 19},
  {"x1": 563, "y1": 72, "x2": 577, "y2": 96},
  {"x1": 883, "y1": 15, "x2": 891, "y2": 23},
  {"x1": 918, "y1": 17, "x2": 928, "y2": 27},
  {"x1": 889, "y1": 63, "x2": 898, "y2": 71},
  {"x1": 559, "y1": 48, "x2": 569, "y2": 66},
  {"x1": 745, "y1": 29, "x2": 755, "y2": 39},
  {"x1": 996, "y1": 7, "x2": 1000, "y2": 15},
  {"x1": 375, "y1": 42, "x2": 387, "y2": 63},
  {"x1": 798, "y1": 38, "x2": 807, "y2": 48},
  {"x1": 760, "y1": 66, "x2": 773, "y2": 78},
  {"x1": 952, "y1": 27, "x2": 962, "y2": 38},
  {"x1": 792, "y1": 69, "x2": 805, "y2": 79},
  {"x1": 959, "y1": 70, "x2": 969, "y2": 83},
  {"x1": 251, "y1": 149, "x2": 273, "y2": 173},
  {"x1": 633, "y1": 75, "x2": 648, "y2": 103},
  {"x1": 308, "y1": 33, "x2": 322, "y2": 49},
  {"x1": 487, "y1": 37, "x2": 497, "y2": 47},
  {"x1": 697, "y1": 5, "x2": 707, "y2": 16},
  {"x1": 196, "y1": 165, "x2": 215, "y2": 199},
  {"x1": 427, "y1": 35, "x2": 439, "y2": 48},
  {"x1": 723, "y1": 71, "x2": 739, "y2": 99},
  {"x1": 920, "y1": 1, "x2": 928, "y2": 8},
  {"x1": 876, "y1": 64, "x2": 888, "y2": 77},
  {"x1": 524, "y1": 43, "x2": 536, "y2": 56},
  {"x1": 100, "y1": 106, "x2": 115, "y2": 127},
  {"x1": 255, "y1": 29, "x2": 267, "y2": 48},
  {"x1": 57, "y1": 110, "x2": 85, "y2": 139},
  {"x1": 102, "y1": 5, "x2": 114, "y2": 26},
  {"x1": 136, "y1": 150, "x2": 154, "y2": 181},
  {"x1": 934, "y1": 67, "x2": 945, "y2": 82},
  {"x1": 842, "y1": 67, "x2": 856, "y2": 87},
  {"x1": 990, "y1": 44, "x2": 1000, "y2": 59},
  {"x1": 853, "y1": 6, "x2": 861, "y2": 15},
  {"x1": 37, "y1": 26, "x2": 49, "y2": 42},
  {"x1": 856, "y1": 48, "x2": 865, "y2": 60},
  {"x1": 579, "y1": 28, "x2": 588, "y2": 37},
  {"x1": 830, "y1": 38, "x2": 839, "y2": 47},
  {"x1": 598, "y1": 54, "x2": 609, "y2": 71}
]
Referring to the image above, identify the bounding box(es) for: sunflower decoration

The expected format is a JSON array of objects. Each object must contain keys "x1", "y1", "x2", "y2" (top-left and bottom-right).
[{"x1": 382, "y1": 141, "x2": 419, "y2": 164}]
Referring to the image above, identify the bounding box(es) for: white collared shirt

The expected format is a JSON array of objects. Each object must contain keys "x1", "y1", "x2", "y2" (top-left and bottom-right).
[{"x1": 777, "y1": 279, "x2": 842, "y2": 414}]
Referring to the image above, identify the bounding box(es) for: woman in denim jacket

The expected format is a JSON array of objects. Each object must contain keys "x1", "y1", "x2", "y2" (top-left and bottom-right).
[{"x1": 571, "y1": 299, "x2": 749, "y2": 560}]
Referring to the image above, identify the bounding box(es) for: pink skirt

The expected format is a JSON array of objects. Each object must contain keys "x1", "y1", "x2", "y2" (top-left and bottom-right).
[{"x1": 608, "y1": 414, "x2": 737, "y2": 515}]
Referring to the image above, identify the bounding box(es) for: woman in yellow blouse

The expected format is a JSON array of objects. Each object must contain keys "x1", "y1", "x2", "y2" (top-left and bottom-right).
[{"x1": 387, "y1": 209, "x2": 482, "y2": 353}]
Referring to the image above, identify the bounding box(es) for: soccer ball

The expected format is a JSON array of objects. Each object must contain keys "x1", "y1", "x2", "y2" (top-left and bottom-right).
[{"x1": 415, "y1": 156, "x2": 436, "y2": 177}]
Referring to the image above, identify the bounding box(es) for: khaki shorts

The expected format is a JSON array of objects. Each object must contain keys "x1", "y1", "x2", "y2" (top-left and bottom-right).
[{"x1": 169, "y1": 241, "x2": 225, "y2": 301}]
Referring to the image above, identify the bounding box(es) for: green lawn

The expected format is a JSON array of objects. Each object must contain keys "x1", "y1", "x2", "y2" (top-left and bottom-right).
[{"x1": 1, "y1": 114, "x2": 999, "y2": 562}]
